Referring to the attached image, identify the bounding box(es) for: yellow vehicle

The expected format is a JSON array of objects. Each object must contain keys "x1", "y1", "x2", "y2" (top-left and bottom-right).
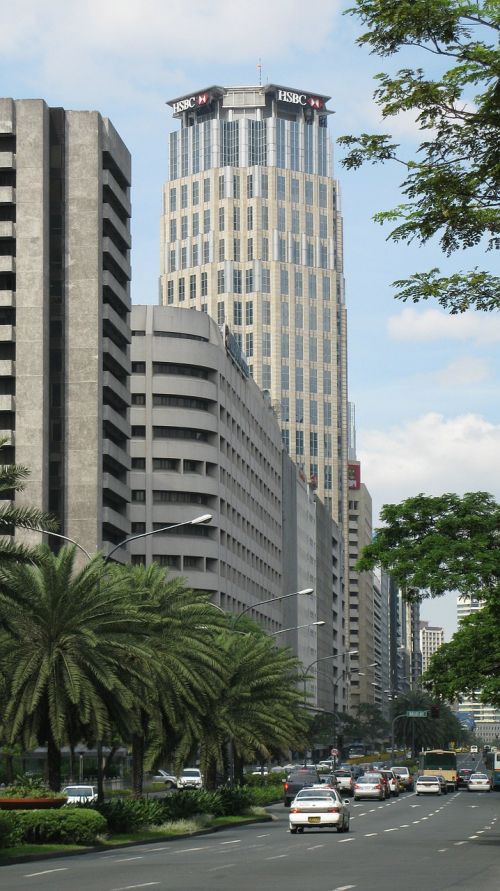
[{"x1": 420, "y1": 750, "x2": 457, "y2": 791}]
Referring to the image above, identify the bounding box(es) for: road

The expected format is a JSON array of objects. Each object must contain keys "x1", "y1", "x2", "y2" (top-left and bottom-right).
[{"x1": 2, "y1": 755, "x2": 498, "y2": 891}]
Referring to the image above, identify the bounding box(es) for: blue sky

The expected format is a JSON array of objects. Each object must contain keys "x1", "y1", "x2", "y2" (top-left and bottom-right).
[{"x1": 3, "y1": 0, "x2": 499, "y2": 638}]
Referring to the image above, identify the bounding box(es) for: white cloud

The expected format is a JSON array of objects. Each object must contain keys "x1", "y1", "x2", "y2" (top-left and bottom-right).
[
  {"x1": 432, "y1": 356, "x2": 491, "y2": 387},
  {"x1": 388, "y1": 308, "x2": 500, "y2": 345},
  {"x1": 358, "y1": 412, "x2": 500, "y2": 524}
]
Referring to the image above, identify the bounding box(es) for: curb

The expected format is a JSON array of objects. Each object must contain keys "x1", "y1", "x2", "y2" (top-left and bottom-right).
[{"x1": 0, "y1": 814, "x2": 274, "y2": 867}]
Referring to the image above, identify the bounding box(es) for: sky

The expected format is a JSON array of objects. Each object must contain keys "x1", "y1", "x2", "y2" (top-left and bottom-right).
[{"x1": 2, "y1": 0, "x2": 498, "y2": 639}]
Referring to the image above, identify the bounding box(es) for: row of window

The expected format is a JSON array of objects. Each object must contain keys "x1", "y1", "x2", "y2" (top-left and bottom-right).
[
  {"x1": 166, "y1": 270, "x2": 334, "y2": 304},
  {"x1": 280, "y1": 365, "x2": 334, "y2": 394},
  {"x1": 282, "y1": 399, "x2": 334, "y2": 426},
  {"x1": 167, "y1": 237, "x2": 333, "y2": 272},
  {"x1": 169, "y1": 206, "x2": 330, "y2": 241},
  {"x1": 131, "y1": 456, "x2": 206, "y2": 473},
  {"x1": 168, "y1": 171, "x2": 331, "y2": 212},
  {"x1": 132, "y1": 393, "x2": 212, "y2": 411}
]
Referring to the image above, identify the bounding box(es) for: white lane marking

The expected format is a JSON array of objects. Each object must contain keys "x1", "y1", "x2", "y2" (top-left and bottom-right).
[
  {"x1": 454, "y1": 841, "x2": 468, "y2": 846},
  {"x1": 412, "y1": 820, "x2": 420, "y2": 824},
  {"x1": 256, "y1": 833, "x2": 270, "y2": 837},
  {"x1": 247, "y1": 843, "x2": 266, "y2": 848},
  {"x1": 173, "y1": 846, "x2": 208, "y2": 854},
  {"x1": 384, "y1": 828, "x2": 399, "y2": 832},
  {"x1": 364, "y1": 832, "x2": 378, "y2": 837},
  {"x1": 378, "y1": 806, "x2": 384, "y2": 809},
  {"x1": 209, "y1": 864, "x2": 235, "y2": 872},
  {"x1": 469, "y1": 835, "x2": 479, "y2": 839},
  {"x1": 369, "y1": 808, "x2": 376, "y2": 812},
  {"x1": 145, "y1": 847, "x2": 168, "y2": 852},
  {"x1": 338, "y1": 838, "x2": 355, "y2": 843},
  {"x1": 307, "y1": 844, "x2": 325, "y2": 850},
  {"x1": 24, "y1": 868, "x2": 69, "y2": 878},
  {"x1": 109, "y1": 885, "x2": 161, "y2": 891},
  {"x1": 113, "y1": 857, "x2": 144, "y2": 863},
  {"x1": 438, "y1": 849, "x2": 448, "y2": 853},
  {"x1": 476, "y1": 830, "x2": 485, "y2": 834},
  {"x1": 410, "y1": 804, "x2": 420, "y2": 808},
  {"x1": 220, "y1": 839, "x2": 241, "y2": 845},
  {"x1": 265, "y1": 854, "x2": 287, "y2": 860},
  {"x1": 358, "y1": 813, "x2": 366, "y2": 816},
  {"x1": 332, "y1": 885, "x2": 357, "y2": 891},
  {"x1": 400, "y1": 824, "x2": 409, "y2": 828}
]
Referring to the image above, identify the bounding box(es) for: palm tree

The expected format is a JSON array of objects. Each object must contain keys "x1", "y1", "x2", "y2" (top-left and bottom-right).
[
  {"x1": 0, "y1": 441, "x2": 58, "y2": 564},
  {"x1": 0, "y1": 546, "x2": 154, "y2": 790},
  {"x1": 192, "y1": 630, "x2": 308, "y2": 788},
  {"x1": 113, "y1": 564, "x2": 228, "y2": 795}
]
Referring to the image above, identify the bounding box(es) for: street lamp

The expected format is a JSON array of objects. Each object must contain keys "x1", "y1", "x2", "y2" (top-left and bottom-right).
[
  {"x1": 232, "y1": 587, "x2": 314, "y2": 627},
  {"x1": 272, "y1": 620, "x2": 325, "y2": 636},
  {"x1": 302, "y1": 650, "x2": 357, "y2": 766}
]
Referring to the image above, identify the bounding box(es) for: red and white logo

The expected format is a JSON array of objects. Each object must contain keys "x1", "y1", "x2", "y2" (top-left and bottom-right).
[
  {"x1": 307, "y1": 96, "x2": 324, "y2": 109},
  {"x1": 197, "y1": 92, "x2": 209, "y2": 106}
]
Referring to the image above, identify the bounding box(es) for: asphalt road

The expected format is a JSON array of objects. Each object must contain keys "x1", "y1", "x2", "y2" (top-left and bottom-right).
[{"x1": 2, "y1": 754, "x2": 499, "y2": 891}]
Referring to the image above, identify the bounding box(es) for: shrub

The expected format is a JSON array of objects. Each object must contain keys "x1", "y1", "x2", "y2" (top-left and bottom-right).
[
  {"x1": 1, "y1": 775, "x2": 65, "y2": 800},
  {"x1": 243, "y1": 773, "x2": 284, "y2": 788},
  {"x1": 215, "y1": 785, "x2": 252, "y2": 816},
  {"x1": 0, "y1": 811, "x2": 23, "y2": 848},
  {"x1": 247, "y1": 785, "x2": 283, "y2": 806},
  {"x1": 161, "y1": 789, "x2": 223, "y2": 821},
  {"x1": 95, "y1": 799, "x2": 165, "y2": 833},
  {"x1": 15, "y1": 809, "x2": 106, "y2": 845}
]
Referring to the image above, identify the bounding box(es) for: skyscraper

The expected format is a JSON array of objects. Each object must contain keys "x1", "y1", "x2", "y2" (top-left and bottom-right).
[
  {"x1": 0, "y1": 98, "x2": 131, "y2": 558},
  {"x1": 160, "y1": 84, "x2": 348, "y2": 532}
]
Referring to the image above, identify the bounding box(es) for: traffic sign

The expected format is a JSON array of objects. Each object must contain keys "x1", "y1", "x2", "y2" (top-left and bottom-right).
[
  {"x1": 406, "y1": 710, "x2": 428, "y2": 718},
  {"x1": 330, "y1": 748, "x2": 338, "y2": 756}
]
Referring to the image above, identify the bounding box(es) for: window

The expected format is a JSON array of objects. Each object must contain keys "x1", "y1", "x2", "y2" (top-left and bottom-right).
[
  {"x1": 261, "y1": 172, "x2": 268, "y2": 198},
  {"x1": 323, "y1": 370, "x2": 332, "y2": 394},
  {"x1": 233, "y1": 174, "x2": 240, "y2": 198},
  {"x1": 325, "y1": 465, "x2": 333, "y2": 489},
  {"x1": 245, "y1": 301, "x2": 253, "y2": 325},
  {"x1": 310, "y1": 400, "x2": 318, "y2": 425},
  {"x1": 310, "y1": 431, "x2": 318, "y2": 456},
  {"x1": 201, "y1": 303, "x2": 207, "y2": 313},
  {"x1": 281, "y1": 397, "x2": 289, "y2": 421},
  {"x1": 217, "y1": 301, "x2": 225, "y2": 324},
  {"x1": 245, "y1": 332, "x2": 253, "y2": 357},
  {"x1": 296, "y1": 397, "x2": 304, "y2": 423},
  {"x1": 181, "y1": 246, "x2": 187, "y2": 269},
  {"x1": 219, "y1": 207, "x2": 225, "y2": 231},
  {"x1": 245, "y1": 269, "x2": 254, "y2": 293},
  {"x1": 203, "y1": 209, "x2": 210, "y2": 233},
  {"x1": 282, "y1": 428, "x2": 290, "y2": 450},
  {"x1": 192, "y1": 212, "x2": 199, "y2": 236},
  {"x1": 306, "y1": 212, "x2": 314, "y2": 236},
  {"x1": 190, "y1": 274, "x2": 196, "y2": 299},
  {"x1": 192, "y1": 181, "x2": 199, "y2": 205},
  {"x1": 322, "y1": 276, "x2": 331, "y2": 299},
  {"x1": 233, "y1": 269, "x2": 242, "y2": 293},
  {"x1": 295, "y1": 336, "x2": 303, "y2": 360},
  {"x1": 178, "y1": 278, "x2": 185, "y2": 301},
  {"x1": 308, "y1": 273, "x2": 317, "y2": 298},
  {"x1": 280, "y1": 302, "x2": 289, "y2": 325},
  {"x1": 233, "y1": 238, "x2": 240, "y2": 261},
  {"x1": 233, "y1": 301, "x2": 242, "y2": 325},
  {"x1": 247, "y1": 206, "x2": 253, "y2": 229},
  {"x1": 220, "y1": 121, "x2": 239, "y2": 166},
  {"x1": 320, "y1": 214, "x2": 328, "y2": 238},
  {"x1": 309, "y1": 336, "x2": 317, "y2": 360},
  {"x1": 309, "y1": 304, "x2": 317, "y2": 329},
  {"x1": 292, "y1": 208, "x2": 300, "y2": 234},
  {"x1": 181, "y1": 184, "x2": 188, "y2": 208},
  {"x1": 204, "y1": 177, "x2": 210, "y2": 201},
  {"x1": 324, "y1": 401, "x2": 332, "y2": 425},
  {"x1": 247, "y1": 237, "x2": 253, "y2": 260},
  {"x1": 291, "y1": 240, "x2": 300, "y2": 264},
  {"x1": 169, "y1": 188, "x2": 176, "y2": 211},
  {"x1": 319, "y1": 182, "x2": 327, "y2": 208},
  {"x1": 278, "y1": 238, "x2": 286, "y2": 262},
  {"x1": 217, "y1": 270, "x2": 225, "y2": 294},
  {"x1": 262, "y1": 301, "x2": 271, "y2": 324},
  {"x1": 278, "y1": 206, "x2": 285, "y2": 231},
  {"x1": 131, "y1": 489, "x2": 146, "y2": 502},
  {"x1": 247, "y1": 174, "x2": 253, "y2": 198},
  {"x1": 323, "y1": 306, "x2": 331, "y2": 330},
  {"x1": 281, "y1": 333, "x2": 289, "y2": 358},
  {"x1": 169, "y1": 249, "x2": 176, "y2": 272},
  {"x1": 203, "y1": 241, "x2": 210, "y2": 263},
  {"x1": 281, "y1": 365, "x2": 289, "y2": 389},
  {"x1": 291, "y1": 178, "x2": 299, "y2": 203},
  {"x1": 201, "y1": 272, "x2": 208, "y2": 296},
  {"x1": 262, "y1": 236, "x2": 269, "y2": 260},
  {"x1": 192, "y1": 244, "x2": 199, "y2": 266},
  {"x1": 324, "y1": 433, "x2": 332, "y2": 457},
  {"x1": 295, "y1": 303, "x2": 303, "y2": 328},
  {"x1": 323, "y1": 338, "x2": 332, "y2": 363},
  {"x1": 132, "y1": 393, "x2": 146, "y2": 405},
  {"x1": 296, "y1": 430, "x2": 304, "y2": 454},
  {"x1": 262, "y1": 332, "x2": 271, "y2": 357},
  {"x1": 219, "y1": 174, "x2": 225, "y2": 199},
  {"x1": 280, "y1": 268, "x2": 288, "y2": 295},
  {"x1": 132, "y1": 361, "x2": 145, "y2": 373},
  {"x1": 295, "y1": 366, "x2": 303, "y2": 391},
  {"x1": 131, "y1": 457, "x2": 145, "y2": 471},
  {"x1": 310, "y1": 367, "x2": 317, "y2": 392},
  {"x1": 233, "y1": 207, "x2": 240, "y2": 230},
  {"x1": 320, "y1": 243, "x2": 328, "y2": 268},
  {"x1": 306, "y1": 241, "x2": 314, "y2": 266},
  {"x1": 277, "y1": 174, "x2": 286, "y2": 199},
  {"x1": 169, "y1": 219, "x2": 177, "y2": 242},
  {"x1": 262, "y1": 364, "x2": 271, "y2": 389},
  {"x1": 131, "y1": 426, "x2": 146, "y2": 438},
  {"x1": 261, "y1": 267, "x2": 270, "y2": 292},
  {"x1": 219, "y1": 239, "x2": 225, "y2": 261},
  {"x1": 305, "y1": 181, "x2": 313, "y2": 205},
  {"x1": 167, "y1": 280, "x2": 174, "y2": 304},
  {"x1": 261, "y1": 205, "x2": 268, "y2": 229}
]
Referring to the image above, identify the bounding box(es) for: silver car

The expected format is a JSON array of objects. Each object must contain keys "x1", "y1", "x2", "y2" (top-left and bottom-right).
[{"x1": 353, "y1": 773, "x2": 385, "y2": 800}]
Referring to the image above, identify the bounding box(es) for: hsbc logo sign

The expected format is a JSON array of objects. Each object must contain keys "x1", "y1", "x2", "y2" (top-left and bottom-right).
[
  {"x1": 277, "y1": 89, "x2": 324, "y2": 109},
  {"x1": 172, "y1": 92, "x2": 210, "y2": 114}
]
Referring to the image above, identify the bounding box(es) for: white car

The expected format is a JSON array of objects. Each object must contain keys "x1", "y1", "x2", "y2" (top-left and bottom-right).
[
  {"x1": 467, "y1": 773, "x2": 491, "y2": 792},
  {"x1": 62, "y1": 784, "x2": 98, "y2": 805},
  {"x1": 415, "y1": 775, "x2": 441, "y2": 795},
  {"x1": 289, "y1": 787, "x2": 350, "y2": 834},
  {"x1": 177, "y1": 768, "x2": 203, "y2": 789},
  {"x1": 151, "y1": 769, "x2": 177, "y2": 788}
]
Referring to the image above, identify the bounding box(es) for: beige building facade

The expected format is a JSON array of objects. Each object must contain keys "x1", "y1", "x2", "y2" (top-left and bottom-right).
[
  {"x1": 0, "y1": 98, "x2": 131, "y2": 558},
  {"x1": 419, "y1": 620, "x2": 444, "y2": 673}
]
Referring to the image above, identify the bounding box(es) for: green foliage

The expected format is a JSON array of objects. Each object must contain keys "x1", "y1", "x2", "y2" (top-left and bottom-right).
[
  {"x1": 356, "y1": 492, "x2": 500, "y2": 602},
  {"x1": 14, "y1": 808, "x2": 106, "y2": 845},
  {"x1": 0, "y1": 811, "x2": 23, "y2": 848},
  {"x1": 390, "y1": 691, "x2": 465, "y2": 752},
  {"x1": 96, "y1": 798, "x2": 167, "y2": 833},
  {"x1": 160, "y1": 789, "x2": 224, "y2": 821},
  {"x1": 1, "y1": 775, "x2": 65, "y2": 799},
  {"x1": 212, "y1": 784, "x2": 252, "y2": 816},
  {"x1": 339, "y1": 0, "x2": 500, "y2": 312},
  {"x1": 245, "y1": 785, "x2": 283, "y2": 807}
]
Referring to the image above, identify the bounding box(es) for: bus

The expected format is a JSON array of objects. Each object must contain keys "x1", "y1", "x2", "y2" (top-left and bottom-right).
[
  {"x1": 484, "y1": 750, "x2": 500, "y2": 790},
  {"x1": 421, "y1": 749, "x2": 457, "y2": 790}
]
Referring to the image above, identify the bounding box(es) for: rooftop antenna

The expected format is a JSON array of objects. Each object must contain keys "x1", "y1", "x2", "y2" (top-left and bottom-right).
[{"x1": 257, "y1": 58, "x2": 262, "y2": 86}]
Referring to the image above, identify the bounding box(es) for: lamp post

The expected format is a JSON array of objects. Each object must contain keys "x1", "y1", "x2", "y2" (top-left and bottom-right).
[
  {"x1": 302, "y1": 650, "x2": 358, "y2": 765},
  {"x1": 271, "y1": 620, "x2": 325, "y2": 637},
  {"x1": 38, "y1": 513, "x2": 213, "y2": 801},
  {"x1": 232, "y1": 587, "x2": 314, "y2": 627},
  {"x1": 391, "y1": 713, "x2": 407, "y2": 760}
]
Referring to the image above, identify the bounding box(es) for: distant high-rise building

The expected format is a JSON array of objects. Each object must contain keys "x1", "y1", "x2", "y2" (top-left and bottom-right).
[
  {"x1": 455, "y1": 595, "x2": 500, "y2": 723},
  {"x1": 419, "y1": 620, "x2": 444, "y2": 673},
  {"x1": 0, "y1": 98, "x2": 131, "y2": 558}
]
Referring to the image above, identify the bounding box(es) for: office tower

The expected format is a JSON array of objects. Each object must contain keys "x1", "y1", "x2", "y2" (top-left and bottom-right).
[
  {"x1": 419, "y1": 620, "x2": 444, "y2": 673},
  {"x1": 0, "y1": 98, "x2": 131, "y2": 558},
  {"x1": 455, "y1": 596, "x2": 500, "y2": 723},
  {"x1": 160, "y1": 84, "x2": 348, "y2": 532},
  {"x1": 129, "y1": 304, "x2": 284, "y2": 629}
]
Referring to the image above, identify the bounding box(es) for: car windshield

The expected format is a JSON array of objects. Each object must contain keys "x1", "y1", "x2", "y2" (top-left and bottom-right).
[
  {"x1": 470, "y1": 774, "x2": 487, "y2": 779},
  {"x1": 418, "y1": 776, "x2": 438, "y2": 781},
  {"x1": 64, "y1": 787, "x2": 93, "y2": 796},
  {"x1": 296, "y1": 790, "x2": 333, "y2": 799},
  {"x1": 335, "y1": 770, "x2": 350, "y2": 777},
  {"x1": 359, "y1": 775, "x2": 381, "y2": 783},
  {"x1": 392, "y1": 767, "x2": 409, "y2": 775},
  {"x1": 182, "y1": 770, "x2": 200, "y2": 777}
]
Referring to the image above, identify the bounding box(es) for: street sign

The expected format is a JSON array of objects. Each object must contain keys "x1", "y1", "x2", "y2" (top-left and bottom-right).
[{"x1": 406, "y1": 710, "x2": 428, "y2": 718}]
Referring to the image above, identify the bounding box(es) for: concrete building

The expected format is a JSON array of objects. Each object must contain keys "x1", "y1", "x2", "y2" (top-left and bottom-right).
[
  {"x1": 129, "y1": 304, "x2": 284, "y2": 630},
  {"x1": 455, "y1": 595, "x2": 500, "y2": 724},
  {"x1": 419, "y1": 620, "x2": 444, "y2": 673},
  {"x1": 160, "y1": 83, "x2": 348, "y2": 537},
  {"x1": 0, "y1": 98, "x2": 131, "y2": 558}
]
